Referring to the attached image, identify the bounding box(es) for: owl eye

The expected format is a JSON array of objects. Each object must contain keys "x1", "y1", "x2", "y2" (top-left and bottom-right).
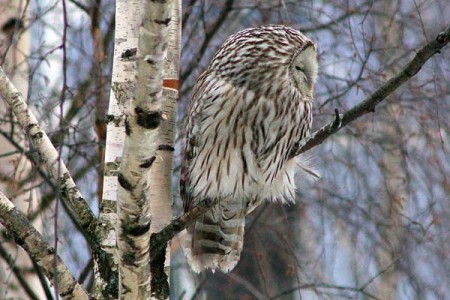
[{"x1": 294, "y1": 65, "x2": 310, "y2": 84}]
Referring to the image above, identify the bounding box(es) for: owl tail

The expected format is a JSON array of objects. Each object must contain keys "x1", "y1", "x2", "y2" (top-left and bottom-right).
[{"x1": 183, "y1": 198, "x2": 246, "y2": 273}]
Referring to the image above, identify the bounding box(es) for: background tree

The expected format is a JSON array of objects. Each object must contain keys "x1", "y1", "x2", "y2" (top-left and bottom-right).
[
  {"x1": 0, "y1": 1, "x2": 47, "y2": 299},
  {"x1": 0, "y1": 0, "x2": 448, "y2": 299}
]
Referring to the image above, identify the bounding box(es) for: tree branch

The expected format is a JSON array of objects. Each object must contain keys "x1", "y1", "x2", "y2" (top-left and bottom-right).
[
  {"x1": 0, "y1": 190, "x2": 89, "y2": 299},
  {"x1": 150, "y1": 25, "x2": 450, "y2": 267},
  {"x1": 180, "y1": 0, "x2": 234, "y2": 83},
  {"x1": 0, "y1": 66, "x2": 98, "y2": 244},
  {"x1": 289, "y1": 26, "x2": 450, "y2": 157},
  {"x1": 150, "y1": 199, "x2": 215, "y2": 255},
  {"x1": 0, "y1": 66, "x2": 118, "y2": 297}
]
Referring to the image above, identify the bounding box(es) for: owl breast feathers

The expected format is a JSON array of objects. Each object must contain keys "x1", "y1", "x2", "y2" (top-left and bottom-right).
[{"x1": 181, "y1": 25, "x2": 318, "y2": 272}]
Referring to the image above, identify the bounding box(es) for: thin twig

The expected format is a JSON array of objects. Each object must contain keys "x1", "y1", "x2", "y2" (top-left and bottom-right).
[
  {"x1": 0, "y1": 243, "x2": 40, "y2": 300},
  {"x1": 272, "y1": 282, "x2": 382, "y2": 300},
  {"x1": 289, "y1": 26, "x2": 450, "y2": 157},
  {"x1": 181, "y1": 0, "x2": 234, "y2": 82}
]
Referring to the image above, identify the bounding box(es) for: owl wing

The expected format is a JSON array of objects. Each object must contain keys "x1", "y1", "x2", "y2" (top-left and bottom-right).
[
  {"x1": 251, "y1": 95, "x2": 313, "y2": 186},
  {"x1": 180, "y1": 70, "x2": 211, "y2": 212},
  {"x1": 181, "y1": 71, "x2": 250, "y2": 272}
]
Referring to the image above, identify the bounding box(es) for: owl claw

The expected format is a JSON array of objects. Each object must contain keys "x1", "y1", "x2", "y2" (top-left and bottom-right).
[
  {"x1": 330, "y1": 108, "x2": 343, "y2": 131},
  {"x1": 203, "y1": 197, "x2": 214, "y2": 207}
]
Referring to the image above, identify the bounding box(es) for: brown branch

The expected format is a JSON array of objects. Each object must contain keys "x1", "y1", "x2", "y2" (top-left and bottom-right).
[
  {"x1": 150, "y1": 198, "x2": 215, "y2": 255},
  {"x1": 67, "y1": 0, "x2": 90, "y2": 13},
  {"x1": 149, "y1": 199, "x2": 215, "y2": 296},
  {"x1": 150, "y1": 25, "x2": 450, "y2": 265},
  {"x1": 90, "y1": 0, "x2": 107, "y2": 204}
]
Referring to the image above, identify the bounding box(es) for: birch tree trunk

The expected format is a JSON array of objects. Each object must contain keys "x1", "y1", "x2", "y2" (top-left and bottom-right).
[{"x1": 102, "y1": 0, "x2": 180, "y2": 298}]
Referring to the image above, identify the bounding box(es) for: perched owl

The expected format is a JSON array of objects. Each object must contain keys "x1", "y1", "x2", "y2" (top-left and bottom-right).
[{"x1": 181, "y1": 25, "x2": 318, "y2": 272}]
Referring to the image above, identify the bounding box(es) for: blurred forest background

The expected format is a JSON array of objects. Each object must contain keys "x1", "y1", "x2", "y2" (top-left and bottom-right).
[{"x1": 0, "y1": 0, "x2": 449, "y2": 299}]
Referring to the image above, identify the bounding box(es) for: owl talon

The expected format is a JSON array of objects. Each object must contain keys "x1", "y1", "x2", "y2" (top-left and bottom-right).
[
  {"x1": 331, "y1": 108, "x2": 343, "y2": 130},
  {"x1": 203, "y1": 198, "x2": 214, "y2": 207}
]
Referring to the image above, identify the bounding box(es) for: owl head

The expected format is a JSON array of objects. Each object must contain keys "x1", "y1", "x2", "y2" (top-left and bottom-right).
[
  {"x1": 208, "y1": 25, "x2": 318, "y2": 100},
  {"x1": 290, "y1": 40, "x2": 318, "y2": 99}
]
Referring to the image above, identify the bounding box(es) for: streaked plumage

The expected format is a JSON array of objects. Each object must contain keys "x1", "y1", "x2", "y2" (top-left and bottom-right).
[{"x1": 181, "y1": 25, "x2": 319, "y2": 272}]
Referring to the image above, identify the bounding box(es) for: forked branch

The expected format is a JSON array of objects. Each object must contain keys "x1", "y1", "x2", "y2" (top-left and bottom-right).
[
  {"x1": 0, "y1": 65, "x2": 117, "y2": 297},
  {"x1": 0, "y1": 66, "x2": 98, "y2": 246}
]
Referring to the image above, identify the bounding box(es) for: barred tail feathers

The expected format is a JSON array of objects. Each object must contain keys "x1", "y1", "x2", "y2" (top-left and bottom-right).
[{"x1": 183, "y1": 197, "x2": 245, "y2": 273}]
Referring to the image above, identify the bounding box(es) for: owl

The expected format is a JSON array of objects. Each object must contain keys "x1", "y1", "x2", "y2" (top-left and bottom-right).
[{"x1": 181, "y1": 25, "x2": 318, "y2": 272}]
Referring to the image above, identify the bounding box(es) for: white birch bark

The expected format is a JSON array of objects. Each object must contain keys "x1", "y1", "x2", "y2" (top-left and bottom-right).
[
  {"x1": 100, "y1": 1, "x2": 144, "y2": 298},
  {"x1": 0, "y1": 65, "x2": 97, "y2": 244},
  {"x1": 96, "y1": 0, "x2": 138, "y2": 295},
  {"x1": 149, "y1": 0, "x2": 181, "y2": 294},
  {"x1": 0, "y1": 55, "x2": 115, "y2": 298},
  {"x1": 102, "y1": 0, "x2": 180, "y2": 298}
]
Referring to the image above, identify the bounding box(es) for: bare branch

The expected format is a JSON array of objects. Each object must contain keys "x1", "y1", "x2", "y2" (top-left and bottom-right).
[
  {"x1": 181, "y1": 0, "x2": 234, "y2": 83},
  {"x1": 0, "y1": 65, "x2": 118, "y2": 297},
  {"x1": 0, "y1": 66, "x2": 98, "y2": 243},
  {"x1": 289, "y1": 26, "x2": 450, "y2": 157},
  {"x1": 151, "y1": 199, "x2": 215, "y2": 254},
  {"x1": 90, "y1": 0, "x2": 107, "y2": 204},
  {"x1": 0, "y1": 67, "x2": 96, "y2": 237},
  {"x1": 0, "y1": 190, "x2": 89, "y2": 299},
  {"x1": 273, "y1": 282, "x2": 382, "y2": 300},
  {"x1": 67, "y1": 0, "x2": 90, "y2": 13}
]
